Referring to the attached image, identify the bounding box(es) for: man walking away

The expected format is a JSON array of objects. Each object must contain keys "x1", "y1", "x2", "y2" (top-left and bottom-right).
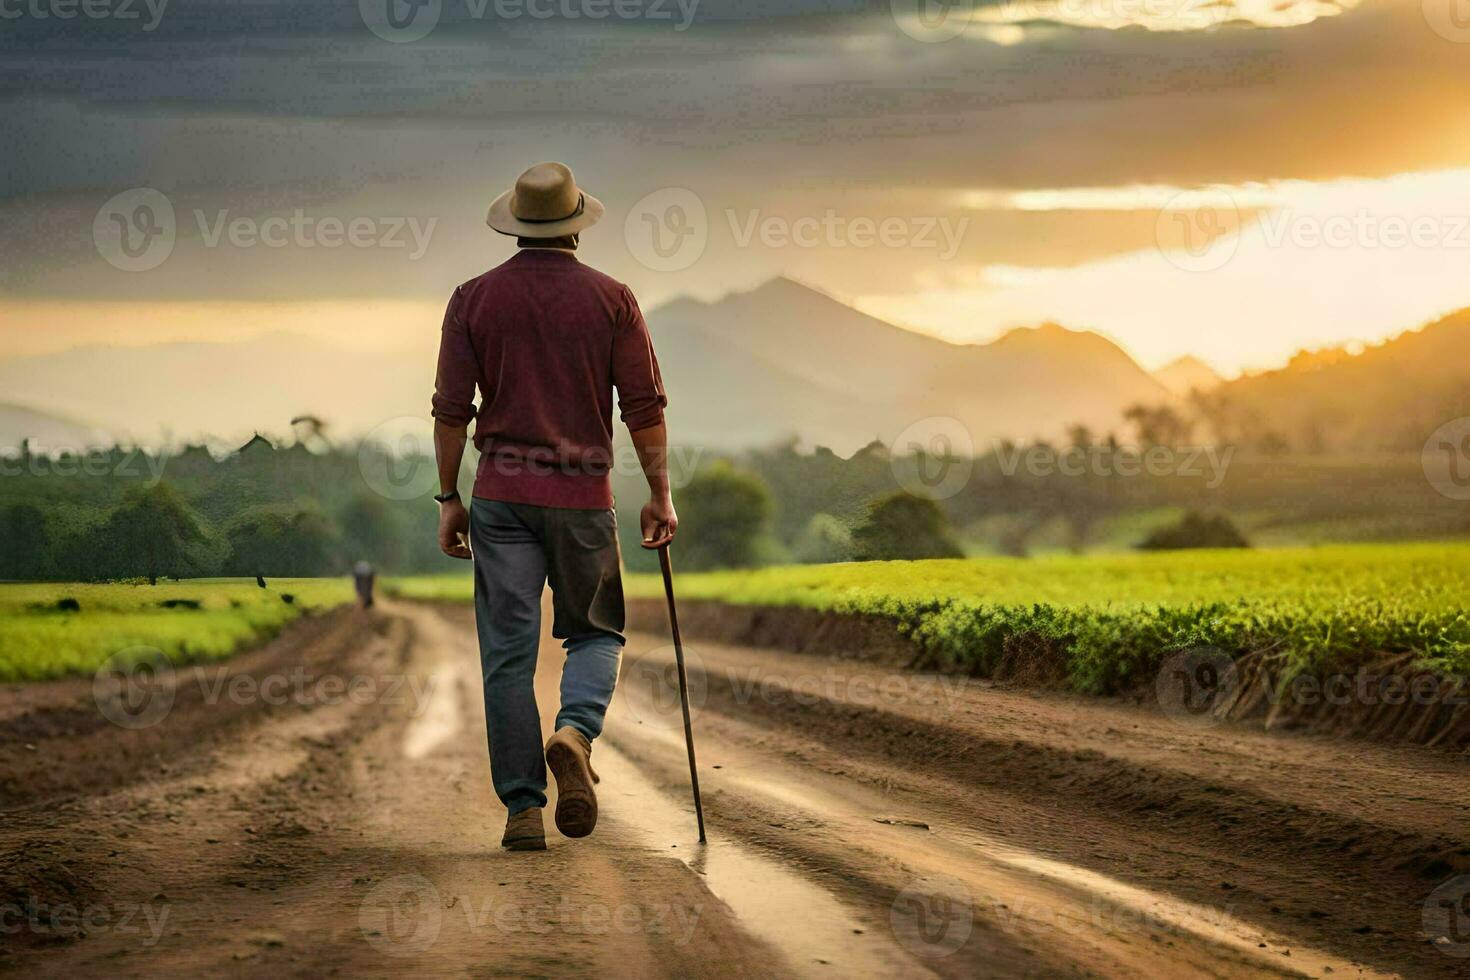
[
  {"x1": 430, "y1": 163, "x2": 678, "y2": 852},
  {"x1": 352, "y1": 560, "x2": 375, "y2": 609}
]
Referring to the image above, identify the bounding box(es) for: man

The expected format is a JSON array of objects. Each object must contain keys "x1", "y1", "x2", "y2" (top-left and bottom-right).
[
  {"x1": 430, "y1": 162, "x2": 677, "y2": 853},
  {"x1": 352, "y1": 559, "x2": 375, "y2": 609}
]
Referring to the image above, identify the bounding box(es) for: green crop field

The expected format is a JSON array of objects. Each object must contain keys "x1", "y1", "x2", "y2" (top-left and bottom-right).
[
  {"x1": 0, "y1": 579, "x2": 354, "y2": 682},
  {"x1": 397, "y1": 542, "x2": 1470, "y2": 693},
  {"x1": 631, "y1": 542, "x2": 1470, "y2": 691}
]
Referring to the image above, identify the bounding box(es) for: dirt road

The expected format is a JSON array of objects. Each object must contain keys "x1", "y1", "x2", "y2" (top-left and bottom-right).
[{"x1": 3, "y1": 601, "x2": 1468, "y2": 977}]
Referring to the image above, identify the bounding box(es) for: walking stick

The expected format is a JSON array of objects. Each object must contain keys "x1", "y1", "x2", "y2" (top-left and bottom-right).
[{"x1": 657, "y1": 542, "x2": 707, "y2": 843}]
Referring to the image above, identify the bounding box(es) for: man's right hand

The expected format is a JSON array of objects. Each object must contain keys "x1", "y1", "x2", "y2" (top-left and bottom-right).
[
  {"x1": 438, "y1": 498, "x2": 473, "y2": 559},
  {"x1": 640, "y1": 494, "x2": 678, "y2": 549}
]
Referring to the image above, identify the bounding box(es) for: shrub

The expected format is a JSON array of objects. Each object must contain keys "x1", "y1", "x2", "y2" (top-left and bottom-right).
[
  {"x1": 91, "y1": 484, "x2": 215, "y2": 584},
  {"x1": 793, "y1": 513, "x2": 853, "y2": 564},
  {"x1": 675, "y1": 463, "x2": 775, "y2": 570},
  {"x1": 225, "y1": 503, "x2": 342, "y2": 577},
  {"x1": 1137, "y1": 511, "x2": 1250, "y2": 551},
  {"x1": 0, "y1": 504, "x2": 54, "y2": 581},
  {"x1": 852, "y1": 492, "x2": 964, "y2": 561}
]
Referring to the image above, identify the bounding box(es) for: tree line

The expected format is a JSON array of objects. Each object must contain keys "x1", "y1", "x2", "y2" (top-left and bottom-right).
[{"x1": 0, "y1": 425, "x2": 1462, "y2": 582}]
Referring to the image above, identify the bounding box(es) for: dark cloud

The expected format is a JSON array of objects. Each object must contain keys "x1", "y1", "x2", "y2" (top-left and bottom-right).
[{"x1": 1, "y1": 1, "x2": 1467, "y2": 308}]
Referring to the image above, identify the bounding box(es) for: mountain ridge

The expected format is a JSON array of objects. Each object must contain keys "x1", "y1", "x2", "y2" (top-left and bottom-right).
[
  {"x1": 652, "y1": 278, "x2": 1151, "y2": 360},
  {"x1": 644, "y1": 277, "x2": 1170, "y2": 452},
  {"x1": 0, "y1": 278, "x2": 1174, "y2": 452},
  {"x1": 0, "y1": 403, "x2": 114, "y2": 453},
  {"x1": 1194, "y1": 308, "x2": 1470, "y2": 452},
  {"x1": 1154, "y1": 355, "x2": 1226, "y2": 397}
]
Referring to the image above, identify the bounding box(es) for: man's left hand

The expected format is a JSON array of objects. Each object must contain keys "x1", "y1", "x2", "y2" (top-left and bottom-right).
[{"x1": 438, "y1": 498, "x2": 473, "y2": 559}]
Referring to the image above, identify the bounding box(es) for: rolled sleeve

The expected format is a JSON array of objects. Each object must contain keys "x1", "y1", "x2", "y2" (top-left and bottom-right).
[
  {"x1": 612, "y1": 286, "x2": 667, "y2": 432},
  {"x1": 430, "y1": 287, "x2": 478, "y2": 428}
]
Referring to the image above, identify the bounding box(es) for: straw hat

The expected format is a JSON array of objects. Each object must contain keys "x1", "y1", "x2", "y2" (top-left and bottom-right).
[{"x1": 486, "y1": 162, "x2": 604, "y2": 237}]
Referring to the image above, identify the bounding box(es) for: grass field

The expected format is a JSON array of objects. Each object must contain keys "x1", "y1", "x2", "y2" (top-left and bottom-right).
[
  {"x1": 0, "y1": 579, "x2": 354, "y2": 682},
  {"x1": 13, "y1": 543, "x2": 1466, "y2": 691},
  {"x1": 394, "y1": 542, "x2": 1470, "y2": 693}
]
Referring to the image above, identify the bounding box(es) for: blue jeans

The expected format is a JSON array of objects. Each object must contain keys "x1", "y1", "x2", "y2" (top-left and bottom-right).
[{"x1": 470, "y1": 498, "x2": 625, "y2": 816}]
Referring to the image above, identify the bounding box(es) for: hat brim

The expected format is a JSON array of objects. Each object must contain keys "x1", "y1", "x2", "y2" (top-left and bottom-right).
[{"x1": 486, "y1": 189, "x2": 605, "y2": 237}]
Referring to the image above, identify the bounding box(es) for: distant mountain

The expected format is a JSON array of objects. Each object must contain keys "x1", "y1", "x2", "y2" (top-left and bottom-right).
[
  {"x1": 1192, "y1": 309, "x2": 1470, "y2": 452},
  {"x1": 0, "y1": 335, "x2": 433, "y2": 448},
  {"x1": 1154, "y1": 355, "x2": 1224, "y2": 397},
  {"x1": 0, "y1": 279, "x2": 1171, "y2": 454},
  {"x1": 0, "y1": 403, "x2": 113, "y2": 453},
  {"x1": 646, "y1": 277, "x2": 1170, "y2": 452}
]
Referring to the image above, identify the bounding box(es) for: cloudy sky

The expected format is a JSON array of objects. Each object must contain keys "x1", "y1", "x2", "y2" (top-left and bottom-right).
[{"x1": 4, "y1": 0, "x2": 1470, "y2": 376}]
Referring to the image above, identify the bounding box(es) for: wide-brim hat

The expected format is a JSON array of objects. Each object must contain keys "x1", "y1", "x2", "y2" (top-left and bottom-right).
[{"x1": 486, "y1": 162, "x2": 604, "y2": 237}]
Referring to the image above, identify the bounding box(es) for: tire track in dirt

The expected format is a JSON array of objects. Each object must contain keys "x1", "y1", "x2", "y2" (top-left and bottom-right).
[
  {"x1": 614, "y1": 629, "x2": 1470, "y2": 978},
  {"x1": 3, "y1": 601, "x2": 1461, "y2": 977},
  {"x1": 2, "y1": 602, "x2": 903, "y2": 977}
]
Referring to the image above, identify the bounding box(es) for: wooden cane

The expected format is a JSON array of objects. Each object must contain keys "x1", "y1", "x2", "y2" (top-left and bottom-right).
[{"x1": 657, "y1": 543, "x2": 706, "y2": 843}]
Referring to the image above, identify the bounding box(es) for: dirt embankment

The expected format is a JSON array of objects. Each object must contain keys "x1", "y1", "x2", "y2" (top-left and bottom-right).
[
  {"x1": 0, "y1": 610, "x2": 392, "y2": 809},
  {"x1": 0, "y1": 609, "x2": 403, "y2": 956},
  {"x1": 628, "y1": 598, "x2": 1470, "y2": 751},
  {"x1": 626, "y1": 598, "x2": 922, "y2": 667}
]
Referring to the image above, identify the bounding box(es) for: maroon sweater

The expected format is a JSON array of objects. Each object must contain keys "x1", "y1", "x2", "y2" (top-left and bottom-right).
[{"x1": 431, "y1": 249, "x2": 667, "y2": 509}]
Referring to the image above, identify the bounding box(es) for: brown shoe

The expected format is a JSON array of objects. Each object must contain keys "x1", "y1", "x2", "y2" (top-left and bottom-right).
[
  {"x1": 501, "y1": 807, "x2": 547, "y2": 851},
  {"x1": 545, "y1": 727, "x2": 598, "y2": 838}
]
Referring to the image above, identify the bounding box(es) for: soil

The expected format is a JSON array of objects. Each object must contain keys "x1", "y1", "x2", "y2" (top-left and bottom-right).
[{"x1": 3, "y1": 599, "x2": 1467, "y2": 977}]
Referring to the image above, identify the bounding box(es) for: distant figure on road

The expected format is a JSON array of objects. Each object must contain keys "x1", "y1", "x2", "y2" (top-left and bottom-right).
[
  {"x1": 352, "y1": 560, "x2": 375, "y2": 609},
  {"x1": 431, "y1": 163, "x2": 677, "y2": 853}
]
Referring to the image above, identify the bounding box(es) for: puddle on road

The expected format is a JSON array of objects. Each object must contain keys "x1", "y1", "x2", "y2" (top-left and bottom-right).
[
  {"x1": 611, "y1": 721, "x2": 1386, "y2": 980},
  {"x1": 594, "y1": 739, "x2": 932, "y2": 979},
  {"x1": 402, "y1": 662, "x2": 465, "y2": 759},
  {"x1": 987, "y1": 849, "x2": 1361, "y2": 978}
]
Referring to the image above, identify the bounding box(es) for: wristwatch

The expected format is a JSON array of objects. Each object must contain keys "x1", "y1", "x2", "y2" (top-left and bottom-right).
[{"x1": 433, "y1": 490, "x2": 460, "y2": 504}]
